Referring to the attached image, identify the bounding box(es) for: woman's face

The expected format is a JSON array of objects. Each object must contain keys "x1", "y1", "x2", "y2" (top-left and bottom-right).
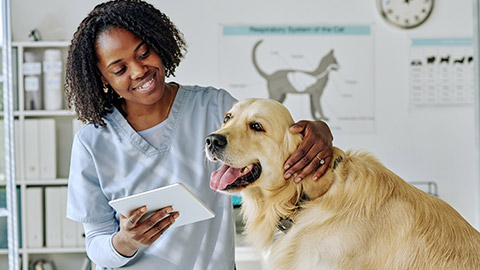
[{"x1": 95, "y1": 27, "x2": 166, "y2": 108}]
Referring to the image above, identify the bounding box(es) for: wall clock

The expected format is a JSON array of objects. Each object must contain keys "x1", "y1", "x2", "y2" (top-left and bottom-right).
[{"x1": 377, "y1": 0, "x2": 434, "y2": 29}]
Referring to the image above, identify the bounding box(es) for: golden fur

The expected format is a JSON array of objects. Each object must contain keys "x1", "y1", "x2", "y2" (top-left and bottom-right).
[{"x1": 207, "y1": 98, "x2": 480, "y2": 270}]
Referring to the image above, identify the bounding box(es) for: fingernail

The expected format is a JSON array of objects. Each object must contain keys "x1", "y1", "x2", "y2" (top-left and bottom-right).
[
  {"x1": 284, "y1": 164, "x2": 290, "y2": 170},
  {"x1": 312, "y1": 175, "x2": 318, "y2": 181},
  {"x1": 173, "y1": 212, "x2": 179, "y2": 219},
  {"x1": 295, "y1": 176, "x2": 302, "y2": 183},
  {"x1": 166, "y1": 207, "x2": 173, "y2": 214},
  {"x1": 284, "y1": 173, "x2": 291, "y2": 179},
  {"x1": 140, "y1": 206, "x2": 146, "y2": 213}
]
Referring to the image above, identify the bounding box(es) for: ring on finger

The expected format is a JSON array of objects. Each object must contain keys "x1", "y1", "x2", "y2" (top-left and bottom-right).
[
  {"x1": 128, "y1": 217, "x2": 135, "y2": 225},
  {"x1": 316, "y1": 156, "x2": 325, "y2": 165}
]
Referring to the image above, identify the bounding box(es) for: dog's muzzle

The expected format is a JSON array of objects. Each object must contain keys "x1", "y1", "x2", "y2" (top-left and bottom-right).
[
  {"x1": 205, "y1": 134, "x2": 227, "y2": 157},
  {"x1": 205, "y1": 133, "x2": 262, "y2": 191}
]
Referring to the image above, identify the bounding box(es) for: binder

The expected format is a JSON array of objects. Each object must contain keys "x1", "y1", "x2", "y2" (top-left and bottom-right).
[
  {"x1": 0, "y1": 187, "x2": 22, "y2": 248},
  {"x1": 26, "y1": 187, "x2": 43, "y2": 248},
  {"x1": 60, "y1": 187, "x2": 77, "y2": 247},
  {"x1": 0, "y1": 120, "x2": 5, "y2": 182},
  {"x1": 45, "y1": 187, "x2": 62, "y2": 247},
  {"x1": 14, "y1": 120, "x2": 21, "y2": 179},
  {"x1": 24, "y1": 119, "x2": 40, "y2": 179},
  {"x1": 38, "y1": 119, "x2": 56, "y2": 179}
]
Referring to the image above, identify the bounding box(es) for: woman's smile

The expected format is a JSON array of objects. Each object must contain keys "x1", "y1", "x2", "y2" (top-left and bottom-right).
[{"x1": 133, "y1": 73, "x2": 157, "y2": 93}]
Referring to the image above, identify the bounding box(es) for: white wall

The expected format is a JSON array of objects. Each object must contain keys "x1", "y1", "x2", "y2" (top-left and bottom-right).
[{"x1": 12, "y1": 0, "x2": 479, "y2": 227}]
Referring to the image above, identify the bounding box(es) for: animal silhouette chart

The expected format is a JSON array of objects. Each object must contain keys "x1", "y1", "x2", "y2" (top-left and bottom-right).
[
  {"x1": 219, "y1": 25, "x2": 375, "y2": 133},
  {"x1": 409, "y1": 38, "x2": 474, "y2": 107}
]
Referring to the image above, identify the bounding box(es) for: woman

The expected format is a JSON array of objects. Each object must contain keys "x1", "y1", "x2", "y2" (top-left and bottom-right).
[{"x1": 65, "y1": 0, "x2": 333, "y2": 269}]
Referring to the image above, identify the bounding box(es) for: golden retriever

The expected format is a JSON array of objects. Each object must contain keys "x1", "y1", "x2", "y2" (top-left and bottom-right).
[{"x1": 205, "y1": 98, "x2": 480, "y2": 270}]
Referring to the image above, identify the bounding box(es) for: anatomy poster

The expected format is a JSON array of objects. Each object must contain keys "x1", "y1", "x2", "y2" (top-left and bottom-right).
[
  {"x1": 409, "y1": 38, "x2": 474, "y2": 107},
  {"x1": 218, "y1": 25, "x2": 375, "y2": 134}
]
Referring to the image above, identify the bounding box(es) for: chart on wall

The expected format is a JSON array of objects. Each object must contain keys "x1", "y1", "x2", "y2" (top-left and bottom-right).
[
  {"x1": 219, "y1": 25, "x2": 375, "y2": 134},
  {"x1": 409, "y1": 38, "x2": 474, "y2": 107}
]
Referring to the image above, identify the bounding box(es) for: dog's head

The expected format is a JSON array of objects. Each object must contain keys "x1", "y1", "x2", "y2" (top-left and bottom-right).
[{"x1": 205, "y1": 98, "x2": 302, "y2": 193}]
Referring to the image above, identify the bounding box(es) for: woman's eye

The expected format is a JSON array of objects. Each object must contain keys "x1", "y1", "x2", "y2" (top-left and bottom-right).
[
  {"x1": 114, "y1": 67, "x2": 126, "y2": 75},
  {"x1": 139, "y1": 48, "x2": 150, "y2": 59},
  {"x1": 250, "y1": 123, "x2": 264, "y2": 132},
  {"x1": 223, "y1": 114, "x2": 231, "y2": 123}
]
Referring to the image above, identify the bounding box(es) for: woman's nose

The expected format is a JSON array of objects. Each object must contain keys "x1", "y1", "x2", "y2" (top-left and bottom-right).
[{"x1": 130, "y1": 60, "x2": 147, "y2": 80}]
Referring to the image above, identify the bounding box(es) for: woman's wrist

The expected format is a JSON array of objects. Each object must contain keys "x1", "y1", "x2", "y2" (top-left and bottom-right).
[{"x1": 112, "y1": 232, "x2": 139, "y2": 257}]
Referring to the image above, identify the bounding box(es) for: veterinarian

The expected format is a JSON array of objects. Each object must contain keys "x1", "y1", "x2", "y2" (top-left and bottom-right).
[{"x1": 65, "y1": 0, "x2": 333, "y2": 269}]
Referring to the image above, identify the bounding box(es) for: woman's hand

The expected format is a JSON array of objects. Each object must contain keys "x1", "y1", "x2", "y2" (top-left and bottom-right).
[
  {"x1": 112, "y1": 206, "x2": 179, "y2": 257},
  {"x1": 283, "y1": 120, "x2": 333, "y2": 183}
]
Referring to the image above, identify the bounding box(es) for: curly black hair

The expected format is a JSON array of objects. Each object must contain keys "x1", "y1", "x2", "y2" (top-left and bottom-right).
[{"x1": 65, "y1": 0, "x2": 187, "y2": 127}]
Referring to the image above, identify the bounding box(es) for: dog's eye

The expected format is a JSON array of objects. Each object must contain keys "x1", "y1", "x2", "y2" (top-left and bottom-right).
[
  {"x1": 250, "y1": 122, "x2": 265, "y2": 132},
  {"x1": 223, "y1": 114, "x2": 231, "y2": 124}
]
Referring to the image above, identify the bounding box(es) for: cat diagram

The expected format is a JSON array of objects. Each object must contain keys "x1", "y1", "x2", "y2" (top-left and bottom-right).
[{"x1": 251, "y1": 39, "x2": 339, "y2": 121}]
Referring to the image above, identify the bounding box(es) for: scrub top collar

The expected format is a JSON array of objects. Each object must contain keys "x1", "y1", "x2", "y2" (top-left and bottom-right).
[{"x1": 105, "y1": 84, "x2": 186, "y2": 157}]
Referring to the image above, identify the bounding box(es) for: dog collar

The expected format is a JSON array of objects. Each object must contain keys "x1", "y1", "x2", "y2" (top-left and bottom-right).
[
  {"x1": 333, "y1": 156, "x2": 343, "y2": 170},
  {"x1": 277, "y1": 156, "x2": 343, "y2": 233},
  {"x1": 277, "y1": 192, "x2": 310, "y2": 233}
]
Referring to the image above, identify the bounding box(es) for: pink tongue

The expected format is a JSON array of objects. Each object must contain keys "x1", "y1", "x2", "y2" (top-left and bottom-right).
[{"x1": 210, "y1": 164, "x2": 242, "y2": 190}]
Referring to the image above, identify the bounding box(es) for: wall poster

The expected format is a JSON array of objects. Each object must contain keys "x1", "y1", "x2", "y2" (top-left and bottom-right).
[
  {"x1": 218, "y1": 25, "x2": 375, "y2": 134},
  {"x1": 409, "y1": 38, "x2": 474, "y2": 107}
]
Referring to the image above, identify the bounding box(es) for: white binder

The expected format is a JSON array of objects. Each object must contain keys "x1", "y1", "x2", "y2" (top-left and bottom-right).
[
  {"x1": 26, "y1": 187, "x2": 43, "y2": 248},
  {"x1": 38, "y1": 119, "x2": 56, "y2": 179},
  {"x1": 24, "y1": 119, "x2": 40, "y2": 179},
  {"x1": 45, "y1": 187, "x2": 62, "y2": 247}
]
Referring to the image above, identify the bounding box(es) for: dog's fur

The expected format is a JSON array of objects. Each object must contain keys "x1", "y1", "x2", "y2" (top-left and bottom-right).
[{"x1": 205, "y1": 98, "x2": 480, "y2": 270}]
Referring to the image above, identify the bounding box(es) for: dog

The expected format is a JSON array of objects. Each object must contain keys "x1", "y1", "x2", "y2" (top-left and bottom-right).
[
  {"x1": 252, "y1": 40, "x2": 338, "y2": 121},
  {"x1": 205, "y1": 98, "x2": 480, "y2": 270}
]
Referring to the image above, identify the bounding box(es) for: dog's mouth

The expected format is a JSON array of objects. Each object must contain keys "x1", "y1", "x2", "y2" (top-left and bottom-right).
[{"x1": 210, "y1": 162, "x2": 262, "y2": 191}]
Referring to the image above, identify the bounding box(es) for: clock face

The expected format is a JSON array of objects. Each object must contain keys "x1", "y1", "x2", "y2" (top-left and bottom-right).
[{"x1": 377, "y1": 0, "x2": 434, "y2": 29}]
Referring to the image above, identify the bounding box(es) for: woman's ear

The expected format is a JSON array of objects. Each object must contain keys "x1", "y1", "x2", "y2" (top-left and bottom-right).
[
  {"x1": 100, "y1": 76, "x2": 108, "y2": 85},
  {"x1": 100, "y1": 76, "x2": 110, "y2": 94}
]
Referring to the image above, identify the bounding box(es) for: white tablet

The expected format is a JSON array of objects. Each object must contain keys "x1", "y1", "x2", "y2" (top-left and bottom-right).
[{"x1": 108, "y1": 183, "x2": 215, "y2": 228}]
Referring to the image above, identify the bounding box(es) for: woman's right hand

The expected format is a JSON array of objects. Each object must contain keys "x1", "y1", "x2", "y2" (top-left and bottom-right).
[{"x1": 112, "y1": 206, "x2": 179, "y2": 257}]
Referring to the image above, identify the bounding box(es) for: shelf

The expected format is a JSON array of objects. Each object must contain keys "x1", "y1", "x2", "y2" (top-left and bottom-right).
[
  {"x1": 0, "y1": 248, "x2": 26, "y2": 255},
  {"x1": 24, "y1": 247, "x2": 85, "y2": 254},
  {"x1": 0, "y1": 111, "x2": 76, "y2": 117},
  {"x1": 12, "y1": 41, "x2": 70, "y2": 48},
  {"x1": 22, "y1": 110, "x2": 76, "y2": 117},
  {"x1": 22, "y1": 179, "x2": 69, "y2": 185}
]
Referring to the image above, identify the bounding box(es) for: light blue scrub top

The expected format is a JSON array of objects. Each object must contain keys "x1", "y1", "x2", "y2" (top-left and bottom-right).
[{"x1": 66, "y1": 85, "x2": 237, "y2": 269}]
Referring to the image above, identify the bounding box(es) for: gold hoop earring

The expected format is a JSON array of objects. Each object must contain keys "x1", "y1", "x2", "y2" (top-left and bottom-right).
[{"x1": 103, "y1": 83, "x2": 109, "y2": 94}]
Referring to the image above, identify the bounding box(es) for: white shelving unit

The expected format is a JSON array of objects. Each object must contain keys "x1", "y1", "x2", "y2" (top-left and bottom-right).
[{"x1": 0, "y1": 41, "x2": 87, "y2": 270}]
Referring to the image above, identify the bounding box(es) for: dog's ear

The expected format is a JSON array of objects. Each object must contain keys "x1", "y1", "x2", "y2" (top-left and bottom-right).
[{"x1": 283, "y1": 128, "x2": 303, "y2": 157}]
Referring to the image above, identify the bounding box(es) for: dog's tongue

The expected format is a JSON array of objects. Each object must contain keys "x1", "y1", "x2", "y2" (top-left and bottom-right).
[{"x1": 210, "y1": 164, "x2": 242, "y2": 190}]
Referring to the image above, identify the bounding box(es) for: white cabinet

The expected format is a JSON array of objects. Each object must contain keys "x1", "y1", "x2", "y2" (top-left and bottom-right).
[{"x1": 0, "y1": 41, "x2": 87, "y2": 270}]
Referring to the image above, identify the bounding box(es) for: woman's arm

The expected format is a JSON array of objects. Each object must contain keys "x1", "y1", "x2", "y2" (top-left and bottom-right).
[{"x1": 84, "y1": 219, "x2": 138, "y2": 268}]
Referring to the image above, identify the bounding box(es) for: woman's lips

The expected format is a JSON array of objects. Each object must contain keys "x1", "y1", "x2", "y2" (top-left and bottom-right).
[{"x1": 134, "y1": 75, "x2": 156, "y2": 93}]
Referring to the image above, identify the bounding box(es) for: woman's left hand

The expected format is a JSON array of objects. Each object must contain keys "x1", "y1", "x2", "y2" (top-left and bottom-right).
[{"x1": 283, "y1": 120, "x2": 333, "y2": 183}]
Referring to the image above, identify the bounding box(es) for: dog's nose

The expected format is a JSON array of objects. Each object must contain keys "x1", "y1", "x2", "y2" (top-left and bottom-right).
[{"x1": 205, "y1": 134, "x2": 227, "y2": 150}]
